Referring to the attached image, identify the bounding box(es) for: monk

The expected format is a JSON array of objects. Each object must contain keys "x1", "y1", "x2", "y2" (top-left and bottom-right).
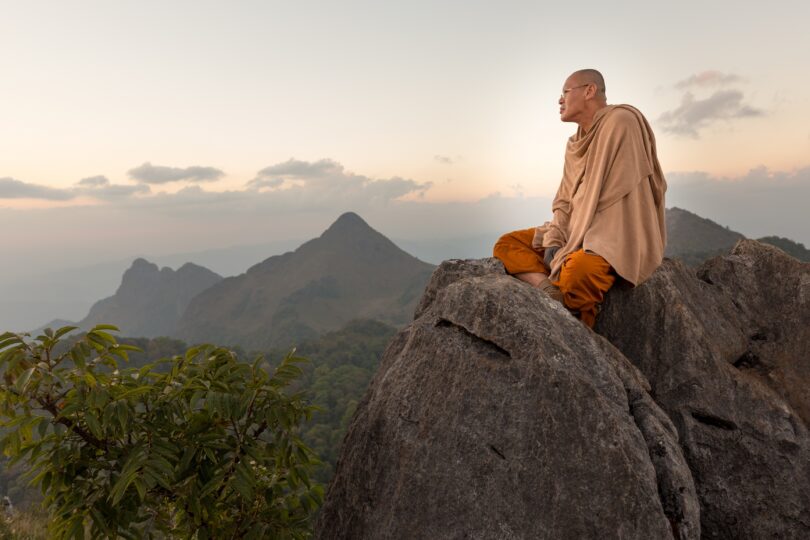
[{"x1": 493, "y1": 69, "x2": 667, "y2": 328}]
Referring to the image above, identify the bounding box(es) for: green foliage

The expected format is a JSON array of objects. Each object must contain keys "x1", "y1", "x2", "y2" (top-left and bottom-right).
[
  {"x1": 0, "y1": 325, "x2": 322, "y2": 539},
  {"x1": 293, "y1": 320, "x2": 397, "y2": 482}
]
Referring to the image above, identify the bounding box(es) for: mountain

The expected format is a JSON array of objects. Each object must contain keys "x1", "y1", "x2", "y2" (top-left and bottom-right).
[
  {"x1": 78, "y1": 259, "x2": 222, "y2": 338},
  {"x1": 665, "y1": 207, "x2": 810, "y2": 265},
  {"x1": 665, "y1": 207, "x2": 745, "y2": 265},
  {"x1": 176, "y1": 212, "x2": 435, "y2": 351}
]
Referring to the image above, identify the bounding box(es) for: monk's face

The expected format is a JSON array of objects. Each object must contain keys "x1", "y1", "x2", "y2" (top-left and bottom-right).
[{"x1": 558, "y1": 75, "x2": 590, "y2": 124}]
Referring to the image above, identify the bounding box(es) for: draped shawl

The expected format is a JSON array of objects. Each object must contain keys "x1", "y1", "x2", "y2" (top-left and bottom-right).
[{"x1": 533, "y1": 104, "x2": 667, "y2": 285}]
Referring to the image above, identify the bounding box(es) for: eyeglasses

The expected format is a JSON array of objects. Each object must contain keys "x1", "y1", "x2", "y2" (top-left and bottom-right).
[{"x1": 560, "y1": 84, "x2": 591, "y2": 100}]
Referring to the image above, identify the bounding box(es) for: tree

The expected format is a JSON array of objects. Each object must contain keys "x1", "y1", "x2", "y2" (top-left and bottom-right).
[{"x1": 0, "y1": 325, "x2": 322, "y2": 539}]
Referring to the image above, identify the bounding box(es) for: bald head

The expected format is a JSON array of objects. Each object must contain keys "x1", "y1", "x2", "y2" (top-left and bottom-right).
[{"x1": 570, "y1": 69, "x2": 606, "y2": 101}]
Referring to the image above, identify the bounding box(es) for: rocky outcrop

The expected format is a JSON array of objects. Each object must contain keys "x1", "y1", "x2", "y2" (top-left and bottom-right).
[
  {"x1": 318, "y1": 240, "x2": 810, "y2": 539},
  {"x1": 596, "y1": 240, "x2": 810, "y2": 538},
  {"x1": 698, "y1": 240, "x2": 810, "y2": 424},
  {"x1": 317, "y1": 259, "x2": 699, "y2": 539}
]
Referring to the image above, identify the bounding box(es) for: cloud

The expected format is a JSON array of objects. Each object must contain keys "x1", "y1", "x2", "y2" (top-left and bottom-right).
[
  {"x1": 674, "y1": 71, "x2": 743, "y2": 89},
  {"x1": 0, "y1": 176, "x2": 151, "y2": 202},
  {"x1": 3, "y1": 157, "x2": 429, "y2": 212},
  {"x1": 246, "y1": 158, "x2": 431, "y2": 205},
  {"x1": 255, "y1": 158, "x2": 343, "y2": 179},
  {"x1": 434, "y1": 155, "x2": 454, "y2": 164},
  {"x1": 245, "y1": 177, "x2": 284, "y2": 190},
  {"x1": 658, "y1": 89, "x2": 763, "y2": 138},
  {"x1": 661, "y1": 71, "x2": 763, "y2": 138},
  {"x1": 0, "y1": 178, "x2": 75, "y2": 200},
  {"x1": 78, "y1": 182, "x2": 151, "y2": 200},
  {"x1": 128, "y1": 162, "x2": 224, "y2": 184},
  {"x1": 77, "y1": 175, "x2": 110, "y2": 187}
]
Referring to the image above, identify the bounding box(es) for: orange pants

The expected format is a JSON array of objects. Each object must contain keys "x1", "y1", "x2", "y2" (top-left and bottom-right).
[{"x1": 493, "y1": 228, "x2": 616, "y2": 328}]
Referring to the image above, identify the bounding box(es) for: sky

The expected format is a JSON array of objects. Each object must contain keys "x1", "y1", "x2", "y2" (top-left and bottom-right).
[{"x1": 2, "y1": 0, "x2": 810, "y2": 284}]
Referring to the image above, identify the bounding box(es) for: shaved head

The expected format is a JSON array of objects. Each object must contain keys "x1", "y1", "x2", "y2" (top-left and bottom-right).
[{"x1": 570, "y1": 69, "x2": 606, "y2": 98}]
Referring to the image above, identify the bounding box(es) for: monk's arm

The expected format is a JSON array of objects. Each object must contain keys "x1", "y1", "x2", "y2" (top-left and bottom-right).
[{"x1": 542, "y1": 204, "x2": 570, "y2": 248}]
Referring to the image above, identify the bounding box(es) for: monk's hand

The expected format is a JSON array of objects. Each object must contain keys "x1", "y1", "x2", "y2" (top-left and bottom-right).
[{"x1": 543, "y1": 246, "x2": 559, "y2": 270}]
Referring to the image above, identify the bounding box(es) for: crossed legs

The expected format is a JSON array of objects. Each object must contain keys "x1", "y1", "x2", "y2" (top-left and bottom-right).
[{"x1": 493, "y1": 228, "x2": 616, "y2": 328}]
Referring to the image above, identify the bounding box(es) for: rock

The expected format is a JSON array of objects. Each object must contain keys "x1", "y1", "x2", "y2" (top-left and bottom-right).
[
  {"x1": 698, "y1": 240, "x2": 810, "y2": 425},
  {"x1": 317, "y1": 259, "x2": 699, "y2": 539},
  {"x1": 595, "y1": 241, "x2": 810, "y2": 538}
]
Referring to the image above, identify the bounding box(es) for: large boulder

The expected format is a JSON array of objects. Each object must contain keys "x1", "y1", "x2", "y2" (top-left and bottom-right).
[
  {"x1": 317, "y1": 259, "x2": 699, "y2": 539},
  {"x1": 595, "y1": 240, "x2": 810, "y2": 538}
]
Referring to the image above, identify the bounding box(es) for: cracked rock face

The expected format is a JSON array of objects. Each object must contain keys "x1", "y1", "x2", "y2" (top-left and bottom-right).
[
  {"x1": 596, "y1": 240, "x2": 810, "y2": 538},
  {"x1": 317, "y1": 259, "x2": 699, "y2": 540}
]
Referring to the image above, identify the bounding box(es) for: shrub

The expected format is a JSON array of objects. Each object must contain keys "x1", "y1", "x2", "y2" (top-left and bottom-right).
[{"x1": 0, "y1": 325, "x2": 322, "y2": 539}]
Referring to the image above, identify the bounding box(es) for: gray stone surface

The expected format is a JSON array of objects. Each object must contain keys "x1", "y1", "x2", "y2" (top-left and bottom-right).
[
  {"x1": 698, "y1": 239, "x2": 810, "y2": 425},
  {"x1": 596, "y1": 241, "x2": 810, "y2": 538},
  {"x1": 317, "y1": 259, "x2": 698, "y2": 540}
]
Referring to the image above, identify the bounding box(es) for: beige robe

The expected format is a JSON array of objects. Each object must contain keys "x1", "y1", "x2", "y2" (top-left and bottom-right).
[{"x1": 533, "y1": 104, "x2": 667, "y2": 286}]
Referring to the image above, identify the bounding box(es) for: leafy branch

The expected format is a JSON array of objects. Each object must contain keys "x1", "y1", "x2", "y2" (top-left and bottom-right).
[{"x1": 0, "y1": 325, "x2": 322, "y2": 539}]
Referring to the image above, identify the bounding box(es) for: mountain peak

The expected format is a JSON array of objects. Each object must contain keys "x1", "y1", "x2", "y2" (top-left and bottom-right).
[
  {"x1": 324, "y1": 212, "x2": 370, "y2": 234},
  {"x1": 320, "y1": 212, "x2": 380, "y2": 242},
  {"x1": 335, "y1": 211, "x2": 364, "y2": 223},
  {"x1": 178, "y1": 211, "x2": 435, "y2": 350},
  {"x1": 130, "y1": 258, "x2": 158, "y2": 272},
  {"x1": 79, "y1": 258, "x2": 222, "y2": 338}
]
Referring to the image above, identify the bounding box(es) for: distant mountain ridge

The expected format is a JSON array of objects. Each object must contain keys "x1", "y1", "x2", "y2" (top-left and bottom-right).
[
  {"x1": 20, "y1": 208, "x2": 807, "y2": 343},
  {"x1": 78, "y1": 258, "x2": 222, "y2": 338},
  {"x1": 665, "y1": 207, "x2": 810, "y2": 265},
  {"x1": 665, "y1": 207, "x2": 745, "y2": 266},
  {"x1": 175, "y1": 212, "x2": 435, "y2": 350}
]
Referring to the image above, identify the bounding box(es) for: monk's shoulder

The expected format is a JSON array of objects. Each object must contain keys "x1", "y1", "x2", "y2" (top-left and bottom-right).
[
  {"x1": 603, "y1": 106, "x2": 641, "y2": 127},
  {"x1": 598, "y1": 106, "x2": 645, "y2": 138}
]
